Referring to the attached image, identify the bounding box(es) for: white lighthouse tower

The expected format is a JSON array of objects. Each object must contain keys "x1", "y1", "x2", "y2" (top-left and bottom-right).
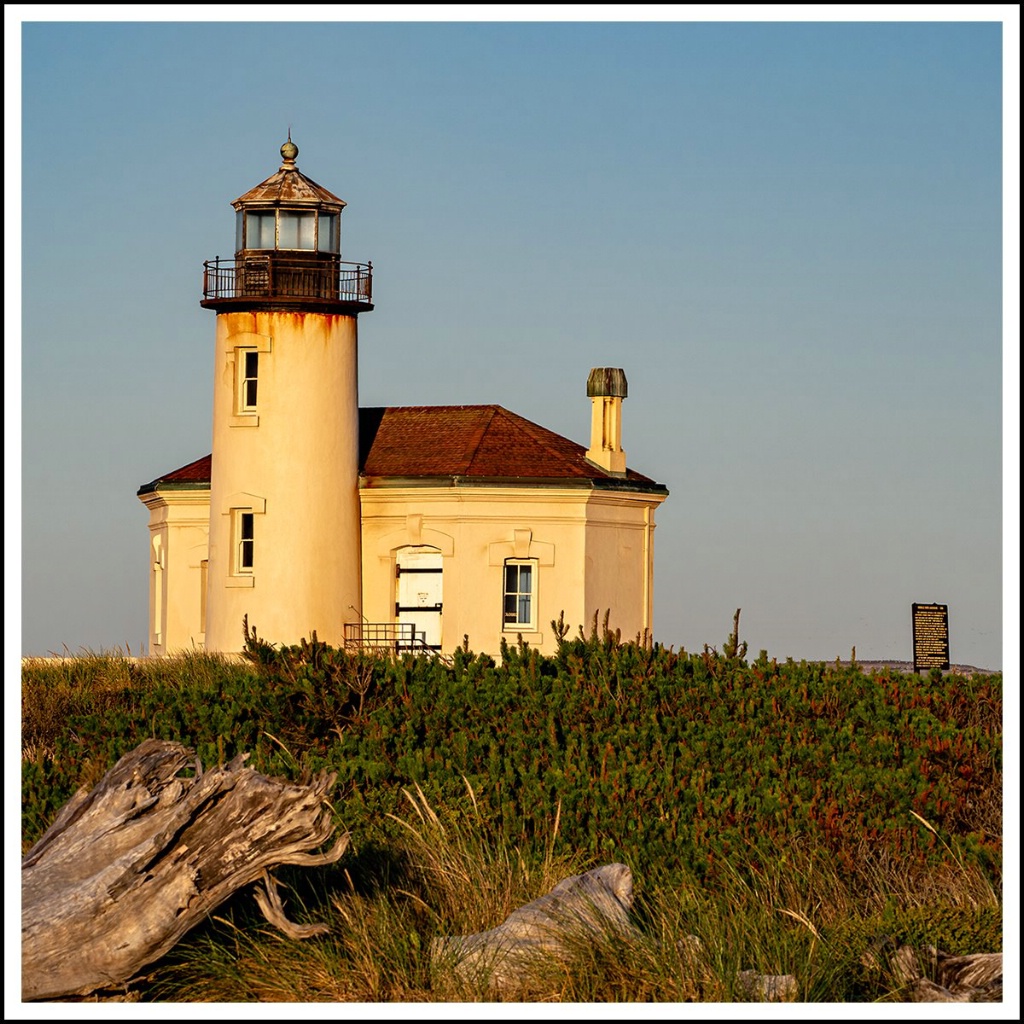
[{"x1": 200, "y1": 138, "x2": 373, "y2": 652}]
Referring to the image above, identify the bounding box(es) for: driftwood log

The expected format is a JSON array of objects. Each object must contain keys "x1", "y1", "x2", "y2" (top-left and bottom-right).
[
  {"x1": 22, "y1": 739, "x2": 348, "y2": 1001},
  {"x1": 887, "y1": 944, "x2": 1003, "y2": 1002},
  {"x1": 433, "y1": 864, "x2": 1002, "y2": 1003},
  {"x1": 431, "y1": 862, "x2": 639, "y2": 995},
  {"x1": 431, "y1": 862, "x2": 798, "y2": 1000}
]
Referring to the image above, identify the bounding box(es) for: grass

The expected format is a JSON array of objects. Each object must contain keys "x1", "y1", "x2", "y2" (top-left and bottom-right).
[
  {"x1": 139, "y1": 792, "x2": 1000, "y2": 1003},
  {"x1": 21, "y1": 647, "x2": 235, "y2": 764},
  {"x1": 22, "y1": 651, "x2": 1002, "y2": 1002}
]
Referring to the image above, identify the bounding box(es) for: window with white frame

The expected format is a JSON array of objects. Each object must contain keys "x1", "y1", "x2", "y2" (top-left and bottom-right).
[
  {"x1": 239, "y1": 350, "x2": 259, "y2": 412},
  {"x1": 503, "y1": 559, "x2": 537, "y2": 631},
  {"x1": 235, "y1": 511, "x2": 255, "y2": 574}
]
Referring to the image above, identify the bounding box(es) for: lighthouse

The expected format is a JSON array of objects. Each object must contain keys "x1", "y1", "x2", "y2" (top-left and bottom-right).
[
  {"x1": 139, "y1": 141, "x2": 668, "y2": 659},
  {"x1": 199, "y1": 138, "x2": 373, "y2": 652}
]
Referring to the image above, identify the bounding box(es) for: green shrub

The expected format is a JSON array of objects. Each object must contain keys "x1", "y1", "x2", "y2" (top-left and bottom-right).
[{"x1": 23, "y1": 634, "x2": 1002, "y2": 896}]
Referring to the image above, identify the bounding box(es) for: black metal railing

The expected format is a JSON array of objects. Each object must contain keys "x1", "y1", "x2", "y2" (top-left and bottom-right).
[
  {"x1": 202, "y1": 256, "x2": 372, "y2": 305},
  {"x1": 343, "y1": 621, "x2": 446, "y2": 658}
]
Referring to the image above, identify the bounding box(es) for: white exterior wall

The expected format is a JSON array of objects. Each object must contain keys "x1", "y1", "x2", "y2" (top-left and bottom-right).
[
  {"x1": 204, "y1": 310, "x2": 362, "y2": 652},
  {"x1": 359, "y1": 484, "x2": 665, "y2": 656},
  {"x1": 139, "y1": 489, "x2": 211, "y2": 655},
  {"x1": 140, "y1": 479, "x2": 663, "y2": 658},
  {"x1": 584, "y1": 494, "x2": 660, "y2": 644}
]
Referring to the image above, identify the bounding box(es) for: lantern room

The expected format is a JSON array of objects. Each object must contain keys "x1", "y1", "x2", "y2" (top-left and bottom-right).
[{"x1": 201, "y1": 137, "x2": 373, "y2": 314}]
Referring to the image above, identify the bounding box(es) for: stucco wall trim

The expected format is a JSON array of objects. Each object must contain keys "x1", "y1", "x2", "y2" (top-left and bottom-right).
[
  {"x1": 375, "y1": 523, "x2": 455, "y2": 558},
  {"x1": 487, "y1": 532, "x2": 555, "y2": 567}
]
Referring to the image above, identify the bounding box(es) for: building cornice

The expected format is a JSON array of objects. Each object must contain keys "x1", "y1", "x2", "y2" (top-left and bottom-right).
[
  {"x1": 138, "y1": 486, "x2": 212, "y2": 510},
  {"x1": 359, "y1": 474, "x2": 668, "y2": 496}
]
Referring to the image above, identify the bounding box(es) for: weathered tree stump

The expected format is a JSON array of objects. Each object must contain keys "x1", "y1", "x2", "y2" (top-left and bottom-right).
[{"x1": 22, "y1": 739, "x2": 348, "y2": 1001}]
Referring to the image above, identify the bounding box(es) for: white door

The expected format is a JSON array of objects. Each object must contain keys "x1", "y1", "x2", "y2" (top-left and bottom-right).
[{"x1": 395, "y1": 546, "x2": 443, "y2": 650}]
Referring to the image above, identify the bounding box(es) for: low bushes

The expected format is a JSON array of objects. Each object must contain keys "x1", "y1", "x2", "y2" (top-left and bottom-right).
[{"x1": 21, "y1": 628, "x2": 1002, "y2": 1001}]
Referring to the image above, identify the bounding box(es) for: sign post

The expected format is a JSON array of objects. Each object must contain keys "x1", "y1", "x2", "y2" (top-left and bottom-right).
[{"x1": 912, "y1": 603, "x2": 950, "y2": 673}]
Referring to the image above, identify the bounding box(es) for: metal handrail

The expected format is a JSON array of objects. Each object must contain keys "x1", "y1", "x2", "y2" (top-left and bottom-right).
[
  {"x1": 202, "y1": 256, "x2": 372, "y2": 304},
  {"x1": 343, "y1": 621, "x2": 447, "y2": 660}
]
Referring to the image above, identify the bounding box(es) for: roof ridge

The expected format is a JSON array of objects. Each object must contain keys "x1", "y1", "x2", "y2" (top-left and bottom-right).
[
  {"x1": 490, "y1": 406, "x2": 597, "y2": 475},
  {"x1": 462, "y1": 406, "x2": 501, "y2": 474}
]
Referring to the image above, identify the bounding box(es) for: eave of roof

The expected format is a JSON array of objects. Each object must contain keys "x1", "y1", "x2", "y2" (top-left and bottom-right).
[
  {"x1": 137, "y1": 454, "x2": 213, "y2": 496},
  {"x1": 359, "y1": 474, "x2": 669, "y2": 495}
]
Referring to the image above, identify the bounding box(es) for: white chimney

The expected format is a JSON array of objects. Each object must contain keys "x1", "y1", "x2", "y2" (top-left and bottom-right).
[{"x1": 585, "y1": 367, "x2": 628, "y2": 476}]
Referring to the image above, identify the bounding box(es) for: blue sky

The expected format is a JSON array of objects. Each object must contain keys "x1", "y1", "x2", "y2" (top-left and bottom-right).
[{"x1": 10, "y1": 9, "x2": 1017, "y2": 672}]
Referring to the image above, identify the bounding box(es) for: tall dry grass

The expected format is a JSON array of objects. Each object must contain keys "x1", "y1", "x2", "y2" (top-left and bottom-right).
[{"x1": 146, "y1": 794, "x2": 1000, "y2": 1003}]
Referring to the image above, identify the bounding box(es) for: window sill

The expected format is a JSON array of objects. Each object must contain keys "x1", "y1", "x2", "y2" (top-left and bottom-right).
[
  {"x1": 226, "y1": 576, "x2": 255, "y2": 588},
  {"x1": 502, "y1": 629, "x2": 543, "y2": 644},
  {"x1": 229, "y1": 414, "x2": 260, "y2": 428}
]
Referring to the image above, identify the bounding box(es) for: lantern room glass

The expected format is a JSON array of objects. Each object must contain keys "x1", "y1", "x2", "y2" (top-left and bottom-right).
[
  {"x1": 279, "y1": 211, "x2": 316, "y2": 250},
  {"x1": 318, "y1": 213, "x2": 339, "y2": 252},
  {"x1": 245, "y1": 211, "x2": 277, "y2": 250},
  {"x1": 237, "y1": 208, "x2": 341, "y2": 253}
]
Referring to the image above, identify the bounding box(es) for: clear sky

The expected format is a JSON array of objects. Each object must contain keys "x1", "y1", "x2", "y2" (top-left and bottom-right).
[{"x1": 10, "y1": 8, "x2": 1017, "y2": 672}]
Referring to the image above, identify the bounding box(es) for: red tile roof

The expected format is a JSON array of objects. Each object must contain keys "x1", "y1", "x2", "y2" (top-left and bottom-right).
[
  {"x1": 139, "y1": 406, "x2": 665, "y2": 493},
  {"x1": 360, "y1": 406, "x2": 660, "y2": 485},
  {"x1": 138, "y1": 454, "x2": 212, "y2": 492}
]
